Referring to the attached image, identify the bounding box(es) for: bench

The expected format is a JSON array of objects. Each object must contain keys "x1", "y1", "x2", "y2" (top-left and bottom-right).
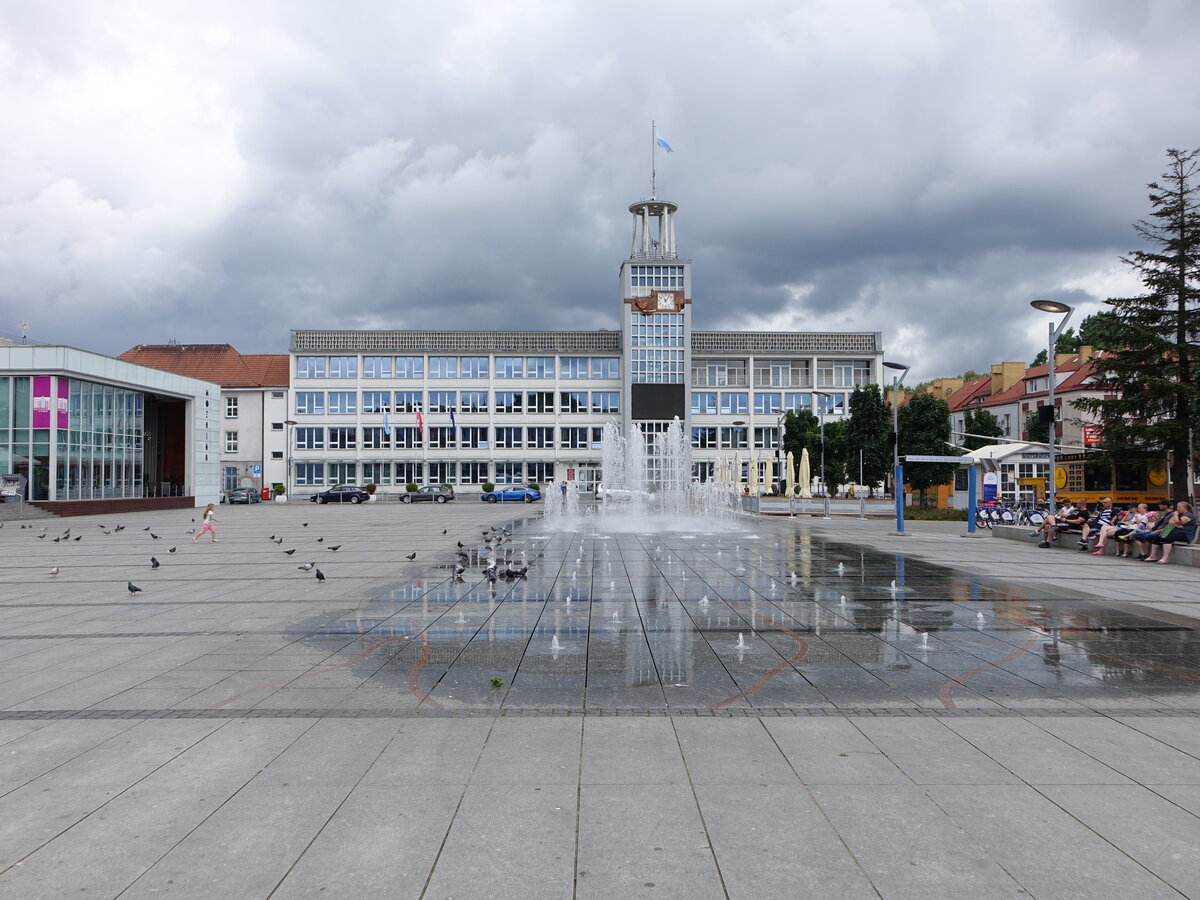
[{"x1": 991, "y1": 524, "x2": 1200, "y2": 567}]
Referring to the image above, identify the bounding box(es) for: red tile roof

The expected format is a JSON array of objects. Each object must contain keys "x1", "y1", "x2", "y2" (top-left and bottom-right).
[{"x1": 118, "y1": 344, "x2": 289, "y2": 388}]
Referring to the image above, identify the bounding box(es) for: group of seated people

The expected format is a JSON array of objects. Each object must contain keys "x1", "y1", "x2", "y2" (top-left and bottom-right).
[{"x1": 1031, "y1": 497, "x2": 1197, "y2": 564}]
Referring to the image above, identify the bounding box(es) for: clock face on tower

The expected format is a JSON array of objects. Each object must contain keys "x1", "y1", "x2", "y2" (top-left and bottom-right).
[{"x1": 656, "y1": 292, "x2": 676, "y2": 310}]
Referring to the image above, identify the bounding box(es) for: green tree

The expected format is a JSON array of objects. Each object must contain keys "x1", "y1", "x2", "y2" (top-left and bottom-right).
[
  {"x1": 1025, "y1": 409, "x2": 1049, "y2": 445},
  {"x1": 962, "y1": 408, "x2": 1004, "y2": 451},
  {"x1": 1077, "y1": 310, "x2": 1125, "y2": 350},
  {"x1": 898, "y1": 393, "x2": 960, "y2": 505},
  {"x1": 1031, "y1": 327, "x2": 1081, "y2": 366},
  {"x1": 782, "y1": 409, "x2": 819, "y2": 458},
  {"x1": 820, "y1": 419, "x2": 849, "y2": 496},
  {"x1": 1076, "y1": 148, "x2": 1200, "y2": 499},
  {"x1": 845, "y1": 385, "x2": 891, "y2": 495}
]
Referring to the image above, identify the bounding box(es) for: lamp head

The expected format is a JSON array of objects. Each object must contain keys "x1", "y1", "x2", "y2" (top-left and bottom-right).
[{"x1": 1030, "y1": 299, "x2": 1073, "y2": 315}]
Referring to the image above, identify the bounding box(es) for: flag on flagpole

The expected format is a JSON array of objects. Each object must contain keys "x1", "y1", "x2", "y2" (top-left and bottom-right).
[
  {"x1": 415, "y1": 406, "x2": 424, "y2": 434},
  {"x1": 449, "y1": 406, "x2": 457, "y2": 435},
  {"x1": 655, "y1": 132, "x2": 674, "y2": 152},
  {"x1": 383, "y1": 410, "x2": 391, "y2": 436}
]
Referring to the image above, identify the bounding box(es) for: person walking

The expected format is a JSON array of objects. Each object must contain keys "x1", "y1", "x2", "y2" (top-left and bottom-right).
[{"x1": 193, "y1": 503, "x2": 220, "y2": 543}]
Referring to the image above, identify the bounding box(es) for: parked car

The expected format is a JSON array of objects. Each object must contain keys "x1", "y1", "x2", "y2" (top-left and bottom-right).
[
  {"x1": 402, "y1": 485, "x2": 456, "y2": 504},
  {"x1": 310, "y1": 484, "x2": 371, "y2": 504},
  {"x1": 480, "y1": 486, "x2": 542, "y2": 503},
  {"x1": 223, "y1": 487, "x2": 261, "y2": 504},
  {"x1": 595, "y1": 483, "x2": 656, "y2": 502}
]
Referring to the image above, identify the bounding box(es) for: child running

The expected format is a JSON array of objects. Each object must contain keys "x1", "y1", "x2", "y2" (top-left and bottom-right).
[{"x1": 193, "y1": 503, "x2": 220, "y2": 543}]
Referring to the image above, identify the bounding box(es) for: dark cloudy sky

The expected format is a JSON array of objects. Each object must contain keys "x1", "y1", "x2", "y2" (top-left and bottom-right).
[{"x1": 2, "y1": 0, "x2": 1197, "y2": 381}]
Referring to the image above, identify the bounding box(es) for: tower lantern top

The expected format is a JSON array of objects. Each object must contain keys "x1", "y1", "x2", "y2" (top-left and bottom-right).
[{"x1": 628, "y1": 199, "x2": 679, "y2": 261}]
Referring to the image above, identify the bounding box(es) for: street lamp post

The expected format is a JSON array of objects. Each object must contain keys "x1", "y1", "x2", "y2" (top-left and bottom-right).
[
  {"x1": 813, "y1": 391, "x2": 831, "y2": 516},
  {"x1": 284, "y1": 419, "x2": 297, "y2": 501},
  {"x1": 1030, "y1": 300, "x2": 1074, "y2": 519},
  {"x1": 883, "y1": 361, "x2": 910, "y2": 535}
]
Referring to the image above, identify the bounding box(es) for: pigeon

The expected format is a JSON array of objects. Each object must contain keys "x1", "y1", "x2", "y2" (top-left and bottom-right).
[
  {"x1": 102, "y1": 530, "x2": 111, "y2": 535},
  {"x1": 298, "y1": 562, "x2": 315, "y2": 571},
  {"x1": 74, "y1": 536, "x2": 82, "y2": 542},
  {"x1": 186, "y1": 529, "x2": 195, "y2": 535},
  {"x1": 144, "y1": 527, "x2": 150, "y2": 531},
  {"x1": 301, "y1": 522, "x2": 309, "y2": 527},
  {"x1": 269, "y1": 535, "x2": 276, "y2": 541},
  {"x1": 314, "y1": 568, "x2": 325, "y2": 583},
  {"x1": 317, "y1": 537, "x2": 324, "y2": 543},
  {"x1": 128, "y1": 581, "x2": 142, "y2": 594},
  {"x1": 37, "y1": 533, "x2": 46, "y2": 539},
  {"x1": 48, "y1": 566, "x2": 59, "y2": 577},
  {"x1": 405, "y1": 552, "x2": 417, "y2": 560},
  {"x1": 114, "y1": 525, "x2": 125, "y2": 532},
  {"x1": 273, "y1": 537, "x2": 283, "y2": 545},
  {"x1": 168, "y1": 547, "x2": 176, "y2": 554},
  {"x1": 98, "y1": 524, "x2": 107, "y2": 529},
  {"x1": 457, "y1": 541, "x2": 465, "y2": 549},
  {"x1": 284, "y1": 548, "x2": 296, "y2": 555},
  {"x1": 442, "y1": 529, "x2": 448, "y2": 535},
  {"x1": 150, "y1": 557, "x2": 160, "y2": 569},
  {"x1": 327, "y1": 545, "x2": 341, "y2": 552},
  {"x1": 53, "y1": 537, "x2": 61, "y2": 543},
  {"x1": 150, "y1": 533, "x2": 160, "y2": 540}
]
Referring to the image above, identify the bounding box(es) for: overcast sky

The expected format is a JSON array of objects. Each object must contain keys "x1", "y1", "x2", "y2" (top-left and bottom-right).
[{"x1": 2, "y1": 0, "x2": 1197, "y2": 381}]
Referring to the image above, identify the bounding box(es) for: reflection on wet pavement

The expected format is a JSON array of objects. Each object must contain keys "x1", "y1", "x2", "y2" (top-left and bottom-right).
[{"x1": 298, "y1": 518, "x2": 1200, "y2": 714}]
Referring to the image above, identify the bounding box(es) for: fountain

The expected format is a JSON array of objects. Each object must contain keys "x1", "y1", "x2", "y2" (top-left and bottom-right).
[{"x1": 736, "y1": 633, "x2": 747, "y2": 649}]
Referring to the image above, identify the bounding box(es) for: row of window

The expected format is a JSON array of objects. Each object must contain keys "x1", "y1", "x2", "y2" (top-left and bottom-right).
[
  {"x1": 294, "y1": 390, "x2": 620, "y2": 415},
  {"x1": 691, "y1": 391, "x2": 847, "y2": 415},
  {"x1": 295, "y1": 356, "x2": 620, "y2": 380},
  {"x1": 294, "y1": 461, "x2": 557, "y2": 486},
  {"x1": 292, "y1": 425, "x2": 610, "y2": 450}
]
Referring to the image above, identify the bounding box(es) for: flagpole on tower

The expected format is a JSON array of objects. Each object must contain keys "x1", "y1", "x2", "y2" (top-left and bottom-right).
[{"x1": 651, "y1": 120, "x2": 657, "y2": 200}]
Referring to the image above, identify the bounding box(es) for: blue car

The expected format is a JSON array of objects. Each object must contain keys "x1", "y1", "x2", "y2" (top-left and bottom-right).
[{"x1": 480, "y1": 486, "x2": 542, "y2": 504}]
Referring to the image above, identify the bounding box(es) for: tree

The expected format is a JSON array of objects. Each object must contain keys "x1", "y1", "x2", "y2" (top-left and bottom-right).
[
  {"x1": 1024, "y1": 409, "x2": 1049, "y2": 445},
  {"x1": 898, "y1": 393, "x2": 960, "y2": 505},
  {"x1": 1077, "y1": 310, "x2": 1125, "y2": 351},
  {"x1": 844, "y1": 385, "x2": 892, "y2": 495},
  {"x1": 821, "y1": 419, "x2": 849, "y2": 496},
  {"x1": 962, "y1": 408, "x2": 1004, "y2": 451},
  {"x1": 782, "y1": 409, "x2": 819, "y2": 459},
  {"x1": 1075, "y1": 148, "x2": 1200, "y2": 499},
  {"x1": 1031, "y1": 327, "x2": 1081, "y2": 366}
]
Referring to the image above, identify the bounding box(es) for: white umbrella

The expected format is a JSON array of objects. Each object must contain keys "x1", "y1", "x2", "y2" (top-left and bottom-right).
[
  {"x1": 798, "y1": 448, "x2": 812, "y2": 498},
  {"x1": 763, "y1": 456, "x2": 774, "y2": 494},
  {"x1": 785, "y1": 451, "x2": 795, "y2": 497},
  {"x1": 748, "y1": 455, "x2": 759, "y2": 496},
  {"x1": 732, "y1": 450, "x2": 743, "y2": 494}
]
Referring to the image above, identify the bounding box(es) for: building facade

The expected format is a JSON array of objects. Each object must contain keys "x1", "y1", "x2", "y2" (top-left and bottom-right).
[{"x1": 284, "y1": 198, "x2": 885, "y2": 497}]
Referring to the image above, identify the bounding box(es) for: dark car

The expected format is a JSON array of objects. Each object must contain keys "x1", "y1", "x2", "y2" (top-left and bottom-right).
[
  {"x1": 480, "y1": 486, "x2": 542, "y2": 504},
  {"x1": 223, "y1": 487, "x2": 261, "y2": 504},
  {"x1": 402, "y1": 485, "x2": 456, "y2": 504},
  {"x1": 310, "y1": 484, "x2": 371, "y2": 504}
]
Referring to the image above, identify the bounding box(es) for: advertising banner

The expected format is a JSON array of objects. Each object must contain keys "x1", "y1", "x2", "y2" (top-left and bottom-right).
[
  {"x1": 31, "y1": 376, "x2": 52, "y2": 428},
  {"x1": 1082, "y1": 424, "x2": 1103, "y2": 446},
  {"x1": 57, "y1": 378, "x2": 70, "y2": 428}
]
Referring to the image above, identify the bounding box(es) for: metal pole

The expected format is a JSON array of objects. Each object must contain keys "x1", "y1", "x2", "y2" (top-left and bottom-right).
[
  {"x1": 1046, "y1": 319, "x2": 1057, "y2": 520},
  {"x1": 893, "y1": 375, "x2": 904, "y2": 534},
  {"x1": 967, "y1": 464, "x2": 977, "y2": 534}
]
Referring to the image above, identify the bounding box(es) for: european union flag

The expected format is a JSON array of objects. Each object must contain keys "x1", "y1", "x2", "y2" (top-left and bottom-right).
[{"x1": 655, "y1": 132, "x2": 674, "y2": 152}]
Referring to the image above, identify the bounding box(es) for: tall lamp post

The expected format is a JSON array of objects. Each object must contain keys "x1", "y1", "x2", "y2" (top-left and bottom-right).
[
  {"x1": 284, "y1": 419, "x2": 297, "y2": 500},
  {"x1": 771, "y1": 409, "x2": 787, "y2": 495},
  {"x1": 1030, "y1": 300, "x2": 1074, "y2": 518},
  {"x1": 813, "y1": 391, "x2": 831, "y2": 514},
  {"x1": 883, "y1": 361, "x2": 910, "y2": 535}
]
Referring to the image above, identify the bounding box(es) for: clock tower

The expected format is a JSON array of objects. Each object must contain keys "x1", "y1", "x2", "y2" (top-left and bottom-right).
[{"x1": 619, "y1": 198, "x2": 692, "y2": 435}]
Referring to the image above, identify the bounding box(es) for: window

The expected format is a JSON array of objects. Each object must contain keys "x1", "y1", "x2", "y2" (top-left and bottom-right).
[
  {"x1": 328, "y1": 462, "x2": 357, "y2": 484},
  {"x1": 327, "y1": 391, "x2": 356, "y2": 415},
  {"x1": 395, "y1": 356, "x2": 424, "y2": 378},
  {"x1": 691, "y1": 391, "x2": 717, "y2": 414},
  {"x1": 692, "y1": 427, "x2": 717, "y2": 449},
  {"x1": 783, "y1": 392, "x2": 812, "y2": 411},
  {"x1": 461, "y1": 357, "x2": 489, "y2": 378},
  {"x1": 295, "y1": 392, "x2": 325, "y2": 415},
  {"x1": 495, "y1": 391, "x2": 522, "y2": 414},
  {"x1": 816, "y1": 359, "x2": 871, "y2": 389},
  {"x1": 495, "y1": 462, "x2": 523, "y2": 484},
  {"x1": 362, "y1": 462, "x2": 391, "y2": 485},
  {"x1": 560, "y1": 391, "x2": 588, "y2": 413},
  {"x1": 224, "y1": 431, "x2": 238, "y2": 452},
  {"x1": 328, "y1": 356, "x2": 357, "y2": 378},
  {"x1": 591, "y1": 391, "x2": 619, "y2": 414},
  {"x1": 394, "y1": 391, "x2": 423, "y2": 413},
  {"x1": 754, "y1": 392, "x2": 782, "y2": 415},
  {"x1": 527, "y1": 462, "x2": 555, "y2": 483},
  {"x1": 363, "y1": 356, "x2": 393, "y2": 378},
  {"x1": 630, "y1": 312, "x2": 685, "y2": 383},
  {"x1": 394, "y1": 462, "x2": 423, "y2": 485},
  {"x1": 754, "y1": 359, "x2": 810, "y2": 388},
  {"x1": 591, "y1": 358, "x2": 619, "y2": 379},
  {"x1": 427, "y1": 427, "x2": 455, "y2": 449},
  {"x1": 526, "y1": 391, "x2": 555, "y2": 414},
  {"x1": 427, "y1": 391, "x2": 456, "y2": 413},
  {"x1": 295, "y1": 462, "x2": 324, "y2": 485},
  {"x1": 394, "y1": 427, "x2": 423, "y2": 449},
  {"x1": 429, "y1": 356, "x2": 458, "y2": 378},
  {"x1": 526, "y1": 357, "x2": 554, "y2": 378},
  {"x1": 427, "y1": 462, "x2": 456, "y2": 484},
  {"x1": 362, "y1": 427, "x2": 390, "y2": 449},
  {"x1": 629, "y1": 263, "x2": 685, "y2": 289},
  {"x1": 817, "y1": 392, "x2": 847, "y2": 415},
  {"x1": 495, "y1": 427, "x2": 523, "y2": 448},
  {"x1": 560, "y1": 357, "x2": 589, "y2": 379},
  {"x1": 271, "y1": 422, "x2": 284, "y2": 431},
  {"x1": 362, "y1": 391, "x2": 391, "y2": 414},
  {"x1": 693, "y1": 358, "x2": 747, "y2": 387},
  {"x1": 328, "y1": 427, "x2": 357, "y2": 450},
  {"x1": 225, "y1": 396, "x2": 238, "y2": 419},
  {"x1": 495, "y1": 357, "x2": 523, "y2": 378},
  {"x1": 296, "y1": 427, "x2": 324, "y2": 449},
  {"x1": 460, "y1": 391, "x2": 488, "y2": 413},
  {"x1": 591, "y1": 427, "x2": 605, "y2": 448},
  {"x1": 272, "y1": 391, "x2": 285, "y2": 399},
  {"x1": 296, "y1": 357, "x2": 326, "y2": 378},
  {"x1": 754, "y1": 427, "x2": 780, "y2": 449},
  {"x1": 459, "y1": 461, "x2": 489, "y2": 484},
  {"x1": 271, "y1": 450, "x2": 283, "y2": 460},
  {"x1": 720, "y1": 392, "x2": 748, "y2": 415},
  {"x1": 560, "y1": 427, "x2": 589, "y2": 449},
  {"x1": 460, "y1": 426, "x2": 489, "y2": 449},
  {"x1": 720, "y1": 427, "x2": 748, "y2": 449},
  {"x1": 527, "y1": 426, "x2": 554, "y2": 448}
]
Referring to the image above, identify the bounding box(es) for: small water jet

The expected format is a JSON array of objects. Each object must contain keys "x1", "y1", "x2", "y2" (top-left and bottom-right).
[{"x1": 736, "y1": 633, "x2": 747, "y2": 649}]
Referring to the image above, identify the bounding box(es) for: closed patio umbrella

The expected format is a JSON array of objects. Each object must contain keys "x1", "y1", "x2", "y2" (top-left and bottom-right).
[
  {"x1": 748, "y1": 455, "x2": 759, "y2": 495},
  {"x1": 798, "y1": 448, "x2": 812, "y2": 498},
  {"x1": 785, "y1": 451, "x2": 795, "y2": 497}
]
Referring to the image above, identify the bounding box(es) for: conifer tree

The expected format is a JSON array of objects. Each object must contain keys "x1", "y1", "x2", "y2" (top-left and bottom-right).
[{"x1": 962, "y1": 408, "x2": 1004, "y2": 451}]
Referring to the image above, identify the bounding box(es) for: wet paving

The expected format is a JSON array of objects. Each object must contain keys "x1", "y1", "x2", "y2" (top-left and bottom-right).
[{"x1": 297, "y1": 515, "x2": 1200, "y2": 715}]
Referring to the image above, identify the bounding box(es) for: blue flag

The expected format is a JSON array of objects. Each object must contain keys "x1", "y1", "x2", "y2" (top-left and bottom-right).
[
  {"x1": 655, "y1": 132, "x2": 674, "y2": 152},
  {"x1": 449, "y1": 406, "x2": 457, "y2": 435},
  {"x1": 383, "y1": 410, "x2": 391, "y2": 436}
]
